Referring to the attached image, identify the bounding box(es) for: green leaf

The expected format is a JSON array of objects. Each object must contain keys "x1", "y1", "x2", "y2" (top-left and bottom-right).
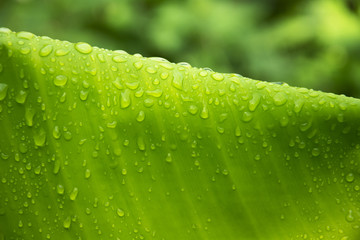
[{"x1": 0, "y1": 28, "x2": 360, "y2": 239}]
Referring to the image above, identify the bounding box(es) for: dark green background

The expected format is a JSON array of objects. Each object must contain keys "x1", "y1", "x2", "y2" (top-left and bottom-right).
[{"x1": 1, "y1": 0, "x2": 360, "y2": 97}]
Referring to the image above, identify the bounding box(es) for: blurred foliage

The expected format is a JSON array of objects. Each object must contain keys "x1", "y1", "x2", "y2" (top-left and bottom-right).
[{"x1": 1, "y1": 0, "x2": 360, "y2": 97}]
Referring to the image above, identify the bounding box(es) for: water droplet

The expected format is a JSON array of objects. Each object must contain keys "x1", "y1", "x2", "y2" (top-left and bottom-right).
[
  {"x1": 125, "y1": 81, "x2": 139, "y2": 90},
  {"x1": 15, "y1": 90, "x2": 27, "y2": 104},
  {"x1": 249, "y1": 94, "x2": 260, "y2": 111},
  {"x1": 55, "y1": 48, "x2": 70, "y2": 56},
  {"x1": 235, "y1": 126, "x2": 241, "y2": 137},
  {"x1": 113, "y1": 77, "x2": 124, "y2": 90},
  {"x1": 34, "y1": 128, "x2": 46, "y2": 147},
  {"x1": 146, "y1": 89, "x2": 163, "y2": 98},
  {"x1": 0, "y1": 83, "x2": 8, "y2": 101},
  {"x1": 133, "y1": 61, "x2": 143, "y2": 70},
  {"x1": 120, "y1": 89, "x2": 131, "y2": 108},
  {"x1": 17, "y1": 31, "x2": 34, "y2": 40},
  {"x1": 346, "y1": 173, "x2": 355, "y2": 183},
  {"x1": 137, "y1": 137, "x2": 145, "y2": 151},
  {"x1": 54, "y1": 75, "x2": 68, "y2": 87},
  {"x1": 241, "y1": 111, "x2": 253, "y2": 122},
  {"x1": 53, "y1": 126, "x2": 61, "y2": 139},
  {"x1": 294, "y1": 99, "x2": 304, "y2": 113},
  {"x1": 346, "y1": 210, "x2": 354, "y2": 222},
  {"x1": 136, "y1": 111, "x2": 145, "y2": 122},
  {"x1": 34, "y1": 165, "x2": 41, "y2": 175},
  {"x1": 63, "y1": 216, "x2": 71, "y2": 229},
  {"x1": 172, "y1": 72, "x2": 183, "y2": 90},
  {"x1": 85, "y1": 169, "x2": 91, "y2": 179},
  {"x1": 57, "y1": 184, "x2": 65, "y2": 195},
  {"x1": 80, "y1": 90, "x2": 89, "y2": 101},
  {"x1": 53, "y1": 159, "x2": 61, "y2": 174},
  {"x1": 117, "y1": 208, "x2": 125, "y2": 217},
  {"x1": 0, "y1": 28, "x2": 11, "y2": 34},
  {"x1": 211, "y1": 73, "x2": 224, "y2": 81},
  {"x1": 19, "y1": 142, "x2": 28, "y2": 153},
  {"x1": 39, "y1": 45, "x2": 53, "y2": 57},
  {"x1": 75, "y1": 42, "x2": 92, "y2": 54},
  {"x1": 146, "y1": 67, "x2": 157, "y2": 74},
  {"x1": 20, "y1": 47, "x2": 31, "y2": 55},
  {"x1": 160, "y1": 72, "x2": 169, "y2": 80},
  {"x1": 70, "y1": 187, "x2": 78, "y2": 201},
  {"x1": 273, "y1": 92, "x2": 287, "y2": 106},
  {"x1": 200, "y1": 106, "x2": 209, "y2": 119},
  {"x1": 165, "y1": 153, "x2": 172, "y2": 163},
  {"x1": 311, "y1": 148, "x2": 320, "y2": 157},
  {"x1": 112, "y1": 55, "x2": 127, "y2": 63},
  {"x1": 188, "y1": 105, "x2": 198, "y2": 115}
]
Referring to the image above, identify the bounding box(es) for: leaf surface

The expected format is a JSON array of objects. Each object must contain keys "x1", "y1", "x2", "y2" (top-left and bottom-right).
[{"x1": 0, "y1": 28, "x2": 360, "y2": 239}]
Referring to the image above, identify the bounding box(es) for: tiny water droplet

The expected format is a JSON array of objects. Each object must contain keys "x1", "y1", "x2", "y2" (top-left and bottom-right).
[
  {"x1": 80, "y1": 90, "x2": 89, "y2": 101},
  {"x1": 133, "y1": 61, "x2": 143, "y2": 70}
]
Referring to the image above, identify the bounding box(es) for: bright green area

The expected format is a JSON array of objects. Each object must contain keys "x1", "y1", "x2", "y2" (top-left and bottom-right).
[
  {"x1": 1, "y1": 0, "x2": 360, "y2": 97},
  {"x1": 1, "y1": 29, "x2": 360, "y2": 239}
]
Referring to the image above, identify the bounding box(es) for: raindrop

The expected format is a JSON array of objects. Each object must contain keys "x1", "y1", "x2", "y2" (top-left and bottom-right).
[
  {"x1": 0, "y1": 83, "x2": 8, "y2": 101},
  {"x1": 136, "y1": 111, "x2": 145, "y2": 122},
  {"x1": 70, "y1": 187, "x2": 78, "y2": 201},
  {"x1": 74, "y1": 42, "x2": 92, "y2": 54},
  {"x1": 211, "y1": 73, "x2": 224, "y2": 81},
  {"x1": 117, "y1": 208, "x2": 125, "y2": 217},
  {"x1": 85, "y1": 169, "x2": 91, "y2": 179},
  {"x1": 63, "y1": 216, "x2": 71, "y2": 229},
  {"x1": 273, "y1": 92, "x2": 287, "y2": 106},
  {"x1": 165, "y1": 153, "x2": 172, "y2": 163},
  {"x1": 39, "y1": 45, "x2": 53, "y2": 57},
  {"x1": 54, "y1": 75, "x2": 68, "y2": 87},
  {"x1": 57, "y1": 184, "x2": 64, "y2": 195},
  {"x1": 15, "y1": 90, "x2": 27, "y2": 104},
  {"x1": 120, "y1": 89, "x2": 131, "y2": 108},
  {"x1": 346, "y1": 173, "x2": 355, "y2": 183}
]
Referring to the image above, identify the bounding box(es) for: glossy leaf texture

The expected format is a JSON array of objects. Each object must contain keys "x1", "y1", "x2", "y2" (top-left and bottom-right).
[{"x1": 0, "y1": 28, "x2": 360, "y2": 240}]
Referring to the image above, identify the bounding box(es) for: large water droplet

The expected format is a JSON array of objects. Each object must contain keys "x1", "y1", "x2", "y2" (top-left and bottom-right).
[
  {"x1": 137, "y1": 137, "x2": 145, "y2": 151},
  {"x1": 172, "y1": 72, "x2": 183, "y2": 90},
  {"x1": 211, "y1": 73, "x2": 224, "y2": 81},
  {"x1": 63, "y1": 216, "x2": 71, "y2": 229},
  {"x1": 120, "y1": 89, "x2": 131, "y2": 108},
  {"x1": 34, "y1": 128, "x2": 46, "y2": 147},
  {"x1": 57, "y1": 184, "x2": 65, "y2": 195},
  {"x1": 75, "y1": 42, "x2": 92, "y2": 54},
  {"x1": 117, "y1": 208, "x2": 125, "y2": 217},
  {"x1": 346, "y1": 173, "x2": 355, "y2": 183},
  {"x1": 136, "y1": 111, "x2": 145, "y2": 122},
  {"x1": 165, "y1": 153, "x2": 172, "y2": 163},
  {"x1": 249, "y1": 94, "x2": 260, "y2": 111},
  {"x1": 39, "y1": 45, "x2": 53, "y2": 57},
  {"x1": 54, "y1": 75, "x2": 68, "y2": 87},
  {"x1": 70, "y1": 187, "x2": 79, "y2": 201},
  {"x1": 200, "y1": 106, "x2": 209, "y2": 119},
  {"x1": 146, "y1": 89, "x2": 163, "y2": 98},
  {"x1": 273, "y1": 92, "x2": 287, "y2": 106},
  {"x1": 15, "y1": 90, "x2": 27, "y2": 104},
  {"x1": 53, "y1": 126, "x2": 61, "y2": 139},
  {"x1": 85, "y1": 169, "x2": 91, "y2": 179},
  {"x1": 0, "y1": 83, "x2": 8, "y2": 101}
]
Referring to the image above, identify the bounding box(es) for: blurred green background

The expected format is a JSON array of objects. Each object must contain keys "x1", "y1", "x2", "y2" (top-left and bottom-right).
[{"x1": 1, "y1": 0, "x2": 360, "y2": 97}]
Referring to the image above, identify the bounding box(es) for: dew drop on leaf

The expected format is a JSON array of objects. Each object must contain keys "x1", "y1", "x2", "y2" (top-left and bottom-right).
[
  {"x1": 15, "y1": 90, "x2": 27, "y2": 104},
  {"x1": 346, "y1": 173, "x2": 355, "y2": 183},
  {"x1": 74, "y1": 42, "x2": 92, "y2": 54},
  {"x1": 39, "y1": 45, "x2": 53, "y2": 57},
  {"x1": 0, "y1": 83, "x2": 8, "y2": 101},
  {"x1": 117, "y1": 208, "x2": 125, "y2": 217},
  {"x1": 70, "y1": 187, "x2": 78, "y2": 201},
  {"x1": 53, "y1": 75, "x2": 68, "y2": 87}
]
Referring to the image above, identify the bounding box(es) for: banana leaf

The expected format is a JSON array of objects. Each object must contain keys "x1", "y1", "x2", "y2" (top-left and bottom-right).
[{"x1": 0, "y1": 28, "x2": 360, "y2": 239}]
